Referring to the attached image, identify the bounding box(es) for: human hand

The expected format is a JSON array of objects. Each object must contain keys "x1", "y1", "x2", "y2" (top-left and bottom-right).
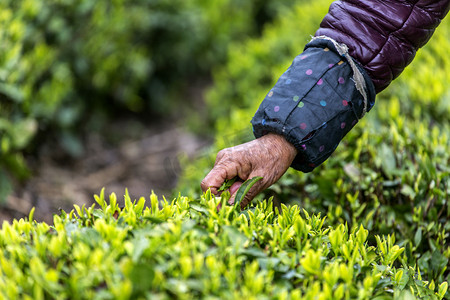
[{"x1": 201, "y1": 133, "x2": 297, "y2": 209}]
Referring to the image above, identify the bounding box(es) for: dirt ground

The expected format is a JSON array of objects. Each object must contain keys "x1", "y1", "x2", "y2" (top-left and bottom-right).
[{"x1": 0, "y1": 121, "x2": 209, "y2": 224}]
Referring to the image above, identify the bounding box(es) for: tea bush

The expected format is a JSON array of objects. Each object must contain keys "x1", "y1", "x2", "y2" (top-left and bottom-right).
[
  {"x1": 177, "y1": 0, "x2": 450, "y2": 292},
  {"x1": 0, "y1": 190, "x2": 447, "y2": 299},
  {"x1": 0, "y1": 0, "x2": 297, "y2": 199}
]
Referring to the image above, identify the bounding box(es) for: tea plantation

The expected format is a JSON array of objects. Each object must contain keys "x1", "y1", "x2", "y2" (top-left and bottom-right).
[
  {"x1": 177, "y1": 0, "x2": 450, "y2": 298},
  {"x1": 0, "y1": 0, "x2": 449, "y2": 298},
  {"x1": 0, "y1": 190, "x2": 447, "y2": 299},
  {"x1": 0, "y1": 0, "x2": 296, "y2": 192}
]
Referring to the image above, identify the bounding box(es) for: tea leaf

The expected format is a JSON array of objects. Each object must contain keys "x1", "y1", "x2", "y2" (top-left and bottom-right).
[
  {"x1": 218, "y1": 177, "x2": 237, "y2": 192},
  {"x1": 234, "y1": 176, "x2": 263, "y2": 209}
]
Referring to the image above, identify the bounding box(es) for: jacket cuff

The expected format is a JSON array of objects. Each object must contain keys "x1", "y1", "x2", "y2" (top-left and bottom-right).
[{"x1": 251, "y1": 38, "x2": 376, "y2": 172}]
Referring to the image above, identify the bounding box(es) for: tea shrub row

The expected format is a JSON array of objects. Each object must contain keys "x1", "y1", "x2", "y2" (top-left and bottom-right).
[
  {"x1": 0, "y1": 0, "x2": 296, "y2": 197},
  {"x1": 177, "y1": 0, "x2": 450, "y2": 293},
  {"x1": 0, "y1": 190, "x2": 447, "y2": 299}
]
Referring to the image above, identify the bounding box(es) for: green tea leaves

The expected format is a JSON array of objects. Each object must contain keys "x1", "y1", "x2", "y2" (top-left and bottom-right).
[
  {"x1": 234, "y1": 176, "x2": 263, "y2": 209},
  {"x1": 0, "y1": 190, "x2": 447, "y2": 299},
  {"x1": 218, "y1": 177, "x2": 237, "y2": 193}
]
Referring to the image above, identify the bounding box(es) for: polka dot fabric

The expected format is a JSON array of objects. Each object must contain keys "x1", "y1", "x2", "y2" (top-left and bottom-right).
[{"x1": 251, "y1": 39, "x2": 376, "y2": 172}]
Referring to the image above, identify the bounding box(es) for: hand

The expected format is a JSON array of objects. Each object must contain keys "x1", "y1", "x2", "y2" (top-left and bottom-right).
[{"x1": 201, "y1": 133, "x2": 297, "y2": 209}]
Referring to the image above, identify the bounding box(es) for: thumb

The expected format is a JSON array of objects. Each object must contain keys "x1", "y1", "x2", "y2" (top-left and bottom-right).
[
  {"x1": 228, "y1": 176, "x2": 265, "y2": 209},
  {"x1": 226, "y1": 180, "x2": 243, "y2": 205},
  {"x1": 229, "y1": 180, "x2": 242, "y2": 196}
]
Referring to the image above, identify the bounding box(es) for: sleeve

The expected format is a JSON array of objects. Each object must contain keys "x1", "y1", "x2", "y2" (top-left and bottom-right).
[
  {"x1": 252, "y1": 0, "x2": 449, "y2": 172},
  {"x1": 316, "y1": 0, "x2": 450, "y2": 93},
  {"x1": 251, "y1": 38, "x2": 376, "y2": 172}
]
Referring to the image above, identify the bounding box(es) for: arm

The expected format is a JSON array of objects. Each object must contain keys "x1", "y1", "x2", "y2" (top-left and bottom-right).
[
  {"x1": 316, "y1": 0, "x2": 450, "y2": 93},
  {"x1": 202, "y1": 0, "x2": 450, "y2": 206}
]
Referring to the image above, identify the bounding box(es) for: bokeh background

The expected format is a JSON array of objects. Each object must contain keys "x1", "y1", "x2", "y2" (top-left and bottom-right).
[
  {"x1": 0, "y1": 0, "x2": 298, "y2": 222},
  {"x1": 0, "y1": 0, "x2": 449, "y2": 287}
]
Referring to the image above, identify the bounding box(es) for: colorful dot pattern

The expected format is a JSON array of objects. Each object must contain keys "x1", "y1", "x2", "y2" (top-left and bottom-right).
[{"x1": 251, "y1": 38, "x2": 376, "y2": 172}]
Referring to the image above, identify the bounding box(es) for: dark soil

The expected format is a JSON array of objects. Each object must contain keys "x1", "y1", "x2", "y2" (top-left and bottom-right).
[{"x1": 1, "y1": 120, "x2": 209, "y2": 224}]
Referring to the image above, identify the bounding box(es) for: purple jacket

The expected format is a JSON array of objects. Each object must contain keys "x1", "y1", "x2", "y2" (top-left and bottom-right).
[
  {"x1": 252, "y1": 0, "x2": 449, "y2": 171},
  {"x1": 316, "y1": 0, "x2": 450, "y2": 93}
]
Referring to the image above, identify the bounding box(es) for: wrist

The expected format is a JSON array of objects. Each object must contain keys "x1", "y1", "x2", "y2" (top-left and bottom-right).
[{"x1": 260, "y1": 133, "x2": 298, "y2": 164}]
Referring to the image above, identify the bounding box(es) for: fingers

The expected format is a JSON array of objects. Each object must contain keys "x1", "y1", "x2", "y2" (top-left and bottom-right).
[
  {"x1": 239, "y1": 177, "x2": 267, "y2": 210},
  {"x1": 228, "y1": 181, "x2": 242, "y2": 196},
  {"x1": 228, "y1": 174, "x2": 266, "y2": 209},
  {"x1": 226, "y1": 181, "x2": 243, "y2": 205},
  {"x1": 202, "y1": 134, "x2": 296, "y2": 208},
  {"x1": 200, "y1": 167, "x2": 225, "y2": 195},
  {"x1": 201, "y1": 162, "x2": 239, "y2": 195},
  {"x1": 201, "y1": 146, "x2": 249, "y2": 195}
]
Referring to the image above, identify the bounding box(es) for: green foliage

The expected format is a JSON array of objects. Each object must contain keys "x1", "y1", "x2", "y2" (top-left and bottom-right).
[
  {"x1": 1, "y1": 190, "x2": 447, "y2": 299},
  {"x1": 177, "y1": 0, "x2": 450, "y2": 294},
  {"x1": 218, "y1": 177, "x2": 238, "y2": 193},
  {"x1": 234, "y1": 176, "x2": 263, "y2": 208},
  {"x1": 0, "y1": 0, "x2": 297, "y2": 199},
  {"x1": 202, "y1": 0, "x2": 329, "y2": 130},
  {"x1": 178, "y1": 0, "x2": 333, "y2": 195}
]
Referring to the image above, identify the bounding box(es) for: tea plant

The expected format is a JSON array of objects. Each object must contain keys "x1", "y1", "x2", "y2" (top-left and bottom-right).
[
  {"x1": 0, "y1": 190, "x2": 447, "y2": 299},
  {"x1": 0, "y1": 0, "x2": 297, "y2": 200},
  {"x1": 177, "y1": 0, "x2": 450, "y2": 292}
]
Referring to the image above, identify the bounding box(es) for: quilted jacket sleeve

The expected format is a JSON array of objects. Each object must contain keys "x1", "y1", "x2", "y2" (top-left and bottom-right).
[
  {"x1": 252, "y1": 0, "x2": 449, "y2": 172},
  {"x1": 316, "y1": 0, "x2": 450, "y2": 93}
]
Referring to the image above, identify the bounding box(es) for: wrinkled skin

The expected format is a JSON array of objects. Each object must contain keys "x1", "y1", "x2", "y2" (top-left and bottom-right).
[{"x1": 201, "y1": 133, "x2": 297, "y2": 209}]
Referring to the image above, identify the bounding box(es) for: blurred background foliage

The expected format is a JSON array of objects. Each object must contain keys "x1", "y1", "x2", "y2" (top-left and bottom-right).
[
  {"x1": 0, "y1": 0, "x2": 448, "y2": 293},
  {"x1": 0, "y1": 0, "x2": 297, "y2": 192},
  {"x1": 177, "y1": 0, "x2": 449, "y2": 289}
]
